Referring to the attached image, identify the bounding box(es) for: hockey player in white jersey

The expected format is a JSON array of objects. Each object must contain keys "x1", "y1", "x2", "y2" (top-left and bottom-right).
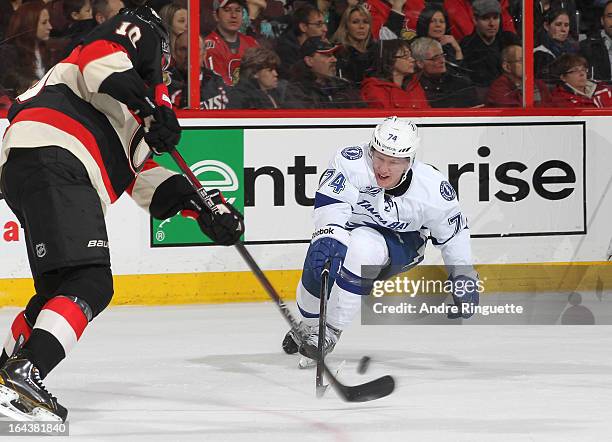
[{"x1": 282, "y1": 116, "x2": 479, "y2": 362}]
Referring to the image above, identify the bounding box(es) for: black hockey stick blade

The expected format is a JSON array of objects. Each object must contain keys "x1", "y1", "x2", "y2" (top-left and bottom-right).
[{"x1": 323, "y1": 365, "x2": 395, "y2": 402}]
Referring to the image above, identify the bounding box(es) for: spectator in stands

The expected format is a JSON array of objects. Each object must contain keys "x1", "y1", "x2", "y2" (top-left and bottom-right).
[
  {"x1": 246, "y1": 0, "x2": 268, "y2": 27},
  {"x1": 550, "y1": 53, "x2": 612, "y2": 107},
  {"x1": 579, "y1": 0, "x2": 612, "y2": 81},
  {"x1": 1, "y1": 1, "x2": 53, "y2": 98},
  {"x1": 160, "y1": 1, "x2": 187, "y2": 51},
  {"x1": 411, "y1": 37, "x2": 482, "y2": 107},
  {"x1": 61, "y1": 0, "x2": 95, "y2": 57},
  {"x1": 315, "y1": 0, "x2": 332, "y2": 29},
  {"x1": 227, "y1": 46, "x2": 301, "y2": 108},
  {"x1": 92, "y1": 0, "x2": 123, "y2": 24},
  {"x1": 59, "y1": 0, "x2": 122, "y2": 57},
  {"x1": 236, "y1": 0, "x2": 286, "y2": 41},
  {"x1": 361, "y1": 39, "x2": 429, "y2": 109},
  {"x1": 443, "y1": 0, "x2": 516, "y2": 42},
  {"x1": 534, "y1": 8, "x2": 577, "y2": 79},
  {"x1": 0, "y1": 0, "x2": 21, "y2": 42},
  {"x1": 276, "y1": 5, "x2": 327, "y2": 79},
  {"x1": 46, "y1": 0, "x2": 70, "y2": 38},
  {"x1": 461, "y1": 0, "x2": 519, "y2": 87},
  {"x1": 168, "y1": 31, "x2": 228, "y2": 109},
  {"x1": 64, "y1": 0, "x2": 92, "y2": 22},
  {"x1": 332, "y1": 4, "x2": 375, "y2": 86},
  {"x1": 534, "y1": 0, "x2": 577, "y2": 44},
  {"x1": 416, "y1": 4, "x2": 463, "y2": 65},
  {"x1": 367, "y1": 0, "x2": 423, "y2": 40},
  {"x1": 486, "y1": 44, "x2": 551, "y2": 106},
  {"x1": 204, "y1": 0, "x2": 259, "y2": 86},
  {"x1": 242, "y1": 0, "x2": 268, "y2": 39},
  {"x1": 318, "y1": 0, "x2": 345, "y2": 36},
  {"x1": 287, "y1": 36, "x2": 365, "y2": 108}
]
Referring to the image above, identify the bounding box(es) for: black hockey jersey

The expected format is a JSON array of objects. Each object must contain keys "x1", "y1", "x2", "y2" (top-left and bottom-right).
[{"x1": 0, "y1": 7, "x2": 176, "y2": 212}]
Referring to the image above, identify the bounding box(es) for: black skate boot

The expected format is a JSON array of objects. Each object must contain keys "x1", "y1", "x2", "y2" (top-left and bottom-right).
[
  {"x1": 298, "y1": 324, "x2": 342, "y2": 360},
  {"x1": 282, "y1": 322, "x2": 311, "y2": 355},
  {"x1": 282, "y1": 331, "x2": 299, "y2": 354},
  {"x1": 0, "y1": 350, "x2": 67, "y2": 422}
]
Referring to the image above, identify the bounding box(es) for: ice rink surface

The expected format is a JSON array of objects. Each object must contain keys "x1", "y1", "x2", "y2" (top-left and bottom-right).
[{"x1": 0, "y1": 302, "x2": 610, "y2": 442}]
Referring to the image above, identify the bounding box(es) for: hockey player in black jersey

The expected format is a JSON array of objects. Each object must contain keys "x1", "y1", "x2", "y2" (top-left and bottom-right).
[{"x1": 0, "y1": 4, "x2": 244, "y2": 422}]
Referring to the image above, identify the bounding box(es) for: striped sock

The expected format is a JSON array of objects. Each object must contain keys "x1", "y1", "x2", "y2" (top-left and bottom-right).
[
  {"x1": 0, "y1": 310, "x2": 33, "y2": 367},
  {"x1": 23, "y1": 297, "x2": 88, "y2": 378}
]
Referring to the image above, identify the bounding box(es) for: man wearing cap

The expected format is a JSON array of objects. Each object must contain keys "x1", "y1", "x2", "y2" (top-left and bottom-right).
[
  {"x1": 443, "y1": 0, "x2": 516, "y2": 42},
  {"x1": 460, "y1": 0, "x2": 518, "y2": 88},
  {"x1": 203, "y1": 0, "x2": 259, "y2": 86},
  {"x1": 287, "y1": 36, "x2": 365, "y2": 108}
]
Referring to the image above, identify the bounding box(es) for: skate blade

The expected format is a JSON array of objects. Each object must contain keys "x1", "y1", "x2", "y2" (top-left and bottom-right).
[
  {"x1": 316, "y1": 384, "x2": 329, "y2": 397},
  {"x1": 315, "y1": 360, "x2": 346, "y2": 398},
  {"x1": 0, "y1": 385, "x2": 62, "y2": 422},
  {"x1": 0, "y1": 385, "x2": 30, "y2": 422},
  {"x1": 31, "y1": 407, "x2": 63, "y2": 422}
]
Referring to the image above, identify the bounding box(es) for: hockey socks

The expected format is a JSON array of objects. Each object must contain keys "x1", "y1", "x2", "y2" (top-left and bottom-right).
[
  {"x1": 0, "y1": 311, "x2": 33, "y2": 367},
  {"x1": 23, "y1": 297, "x2": 88, "y2": 378}
]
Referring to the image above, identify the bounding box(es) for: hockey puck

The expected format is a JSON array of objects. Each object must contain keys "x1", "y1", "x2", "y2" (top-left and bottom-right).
[{"x1": 357, "y1": 356, "x2": 371, "y2": 374}]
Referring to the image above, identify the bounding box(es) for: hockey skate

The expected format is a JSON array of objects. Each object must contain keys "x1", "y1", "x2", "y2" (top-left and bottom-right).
[
  {"x1": 0, "y1": 350, "x2": 67, "y2": 422},
  {"x1": 281, "y1": 322, "x2": 311, "y2": 354},
  {"x1": 297, "y1": 324, "x2": 342, "y2": 369}
]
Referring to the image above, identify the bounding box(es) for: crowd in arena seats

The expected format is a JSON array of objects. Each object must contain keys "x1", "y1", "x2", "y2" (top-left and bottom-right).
[
  {"x1": 361, "y1": 38, "x2": 429, "y2": 108},
  {"x1": 3, "y1": 0, "x2": 612, "y2": 110}
]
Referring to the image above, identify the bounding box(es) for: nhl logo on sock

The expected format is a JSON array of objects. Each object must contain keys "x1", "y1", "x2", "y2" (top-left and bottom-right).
[{"x1": 35, "y1": 243, "x2": 46, "y2": 258}]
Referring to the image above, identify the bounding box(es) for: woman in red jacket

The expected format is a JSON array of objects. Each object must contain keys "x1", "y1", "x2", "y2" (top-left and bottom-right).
[
  {"x1": 361, "y1": 39, "x2": 430, "y2": 109},
  {"x1": 550, "y1": 53, "x2": 612, "y2": 108}
]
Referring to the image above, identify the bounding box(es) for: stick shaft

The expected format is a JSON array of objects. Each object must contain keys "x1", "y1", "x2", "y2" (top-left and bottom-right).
[{"x1": 316, "y1": 261, "x2": 330, "y2": 396}]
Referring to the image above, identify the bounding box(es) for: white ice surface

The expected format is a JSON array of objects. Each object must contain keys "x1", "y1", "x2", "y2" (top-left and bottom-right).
[{"x1": 1, "y1": 302, "x2": 611, "y2": 442}]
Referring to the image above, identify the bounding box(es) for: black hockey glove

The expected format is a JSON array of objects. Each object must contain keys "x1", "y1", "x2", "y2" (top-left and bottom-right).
[
  {"x1": 183, "y1": 189, "x2": 244, "y2": 246},
  {"x1": 145, "y1": 106, "x2": 181, "y2": 154}
]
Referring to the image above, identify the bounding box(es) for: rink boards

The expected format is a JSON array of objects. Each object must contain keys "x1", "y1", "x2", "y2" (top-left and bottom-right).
[{"x1": 0, "y1": 115, "x2": 610, "y2": 305}]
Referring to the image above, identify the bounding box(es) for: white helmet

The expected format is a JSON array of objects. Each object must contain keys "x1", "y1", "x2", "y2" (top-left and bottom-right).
[{"x1": 370, "y1": 116, "x2": 420, "y2": 165}]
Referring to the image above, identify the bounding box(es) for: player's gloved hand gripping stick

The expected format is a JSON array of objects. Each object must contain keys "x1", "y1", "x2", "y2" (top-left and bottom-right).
[{"x1": 168, "y1": 149, "x2": 396, "y2": 402}]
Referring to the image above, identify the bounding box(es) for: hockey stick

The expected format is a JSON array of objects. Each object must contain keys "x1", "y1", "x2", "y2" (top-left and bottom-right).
[
  {"x1": 168, "y1": 149, "x2": 395, "y2": 402},
  {"x1": 316, "y1": 260, "x2": 331, "y2": 398}
]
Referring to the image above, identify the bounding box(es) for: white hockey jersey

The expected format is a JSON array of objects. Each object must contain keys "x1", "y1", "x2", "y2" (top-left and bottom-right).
[{"x1": 313, "y1": 144, "x2": 474, "y2": 272}]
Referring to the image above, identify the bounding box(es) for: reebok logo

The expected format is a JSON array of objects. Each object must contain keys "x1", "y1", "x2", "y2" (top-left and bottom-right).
[
  {"x1": 312, "y1": 227, "x2": 334, "y2": 239},
  {"x1": 87, "y1": 240, "x2": 108, "y2": 248}
]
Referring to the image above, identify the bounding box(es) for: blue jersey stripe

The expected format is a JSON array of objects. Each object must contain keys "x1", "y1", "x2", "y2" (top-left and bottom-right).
[{"x1": 314, "y1": 192, "x2": 343, "y2": 209}]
